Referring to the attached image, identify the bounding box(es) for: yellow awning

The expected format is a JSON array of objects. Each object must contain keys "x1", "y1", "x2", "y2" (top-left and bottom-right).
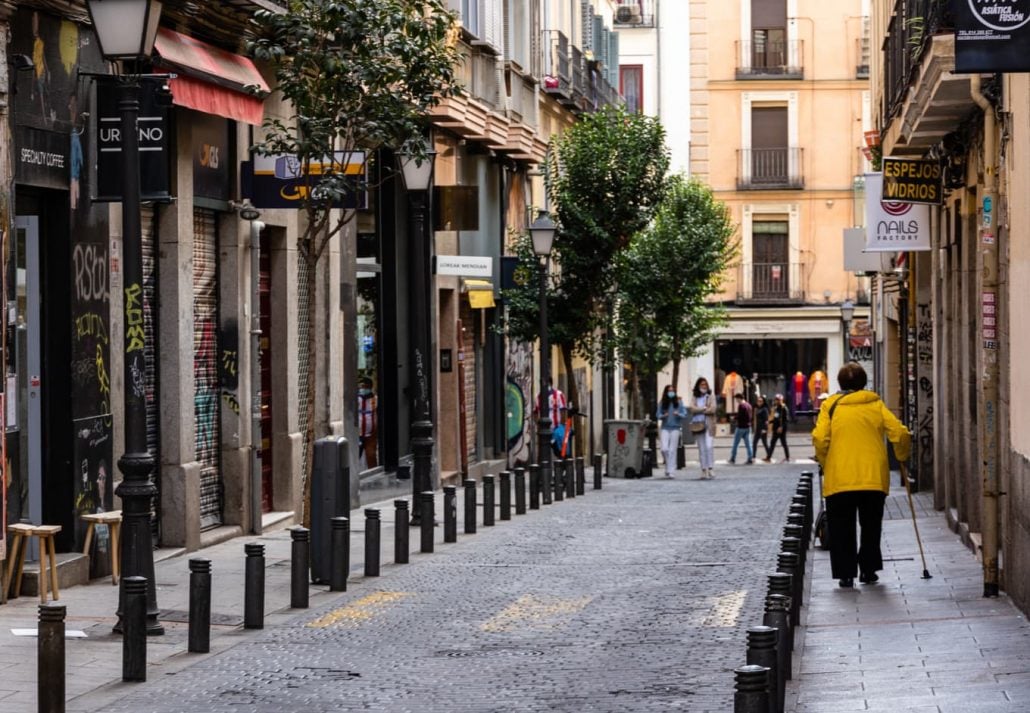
[{"x1": 464, "y1": 279, "x2": 496, "y2": 309}]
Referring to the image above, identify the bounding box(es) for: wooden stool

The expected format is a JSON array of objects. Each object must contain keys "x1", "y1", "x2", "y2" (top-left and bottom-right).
[
  {"x1": 81, "y1": 511, "x2": 122, "y2": 585},
  {"x1": 5, "y1": 523, "x2": 62, "y2": 603}
]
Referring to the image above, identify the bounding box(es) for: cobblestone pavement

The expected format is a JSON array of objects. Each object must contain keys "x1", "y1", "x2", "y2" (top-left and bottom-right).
[{"x1": 80, "y1": 458, "x2": 814, "y2": 713}]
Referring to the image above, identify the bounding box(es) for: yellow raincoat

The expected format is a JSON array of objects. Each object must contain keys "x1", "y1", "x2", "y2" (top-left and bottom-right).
[{"x1": 811, "y1": 390, "x2": 911, "y2": 497}]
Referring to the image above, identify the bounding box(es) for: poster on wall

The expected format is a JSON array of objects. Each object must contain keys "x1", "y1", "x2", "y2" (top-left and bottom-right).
[
  {"x1": 864, "y1": 173, "x2": 932, "y2": 252},
  {"x1": 953, "y1": 0, "x2": 1030, "y2": 72}
]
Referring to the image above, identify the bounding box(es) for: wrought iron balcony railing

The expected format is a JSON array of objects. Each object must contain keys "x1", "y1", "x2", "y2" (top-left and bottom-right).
[
  {"x1": 736, "y1": 262, "x2": 806, "y2": 303},
  {"x1": 737, "y1": 148, "x2": 804, "y2": 190},
  {"x1": 613, "y1": 0, "x2": 656, "y2": 28},
  {"x1": 882, "y1": 0, "x2": 955, "y2": 124},
  {"x1": 735, "y1": 40, "x2": 804, "y2": 78}
]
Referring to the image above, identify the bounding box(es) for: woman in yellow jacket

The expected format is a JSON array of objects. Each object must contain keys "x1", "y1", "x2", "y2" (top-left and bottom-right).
[{"x1": 812, "y1": 362, "x2": 911, "y2": 588}]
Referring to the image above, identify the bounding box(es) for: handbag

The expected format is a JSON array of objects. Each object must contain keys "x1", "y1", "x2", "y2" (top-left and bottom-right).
[{"x1": 689, "y1": 421, "x2": 706, "y2": 434}]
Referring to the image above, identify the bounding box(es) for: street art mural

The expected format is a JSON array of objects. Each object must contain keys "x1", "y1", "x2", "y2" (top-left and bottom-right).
[{"x1": 506, "y1": 340, "x2": 533, "y2": 467}]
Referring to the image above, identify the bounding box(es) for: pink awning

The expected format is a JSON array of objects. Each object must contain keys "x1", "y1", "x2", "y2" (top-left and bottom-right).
[{"x1": 154, "y1": 28, "x2": 269, "y2": 125}]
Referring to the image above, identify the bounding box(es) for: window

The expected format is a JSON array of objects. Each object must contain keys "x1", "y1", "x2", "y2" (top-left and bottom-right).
[
  {"x1": 750, "y1": 105, "x2": 788, "y2": 185},
  {"x1": 620, "y1": 65, "x2": 643, "y2": 113},
  {"x1": 751, "y1": 220, "x2": 789, "y2": 299}
]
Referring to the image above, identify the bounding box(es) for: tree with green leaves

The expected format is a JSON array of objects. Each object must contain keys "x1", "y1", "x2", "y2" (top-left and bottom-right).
[
  {"x1": 504, "y1": 106, "x2": 669, "y2": 419},
  {"x1": 614, "y1": 175, "x2": 738, "y2": 417},
  {"x1": 249, "y1": 0, "x2": 460, "y2": 525}
]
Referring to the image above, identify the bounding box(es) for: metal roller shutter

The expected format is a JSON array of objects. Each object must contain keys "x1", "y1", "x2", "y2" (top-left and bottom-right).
[
  {"x1": 297, "y1": 254, "x2": 312, "y2": 484},
  {"x1": 141, "y1": 205, "x2": 162, "y2": 540},
  {"x1": 193, "y1": 208, "x2": 223, "y2": 528}
]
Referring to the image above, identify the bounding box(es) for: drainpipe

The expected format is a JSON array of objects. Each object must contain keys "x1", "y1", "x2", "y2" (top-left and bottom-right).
[
  {"x1": 250, "y1": 220, "x2": 265, "y2": 534},
  {"x1": 970, "y1": 74, "x2": 999, "y2": 598}
]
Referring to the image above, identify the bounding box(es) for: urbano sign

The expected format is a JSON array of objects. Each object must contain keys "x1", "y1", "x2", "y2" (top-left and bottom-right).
[
  {"x1": 95, "y1": 77, "x2": 170, "y2": 202},
  {"x1": 954, "y1": 0, "x2": 1030, "y2": 72},
  {"x1": 881, "y1": 157, "x2": 943, "y2": 205}
]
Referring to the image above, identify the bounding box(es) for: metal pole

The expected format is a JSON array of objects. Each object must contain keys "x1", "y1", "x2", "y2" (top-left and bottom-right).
[
  {"x1": 593, "y1": 453, "x2": 603, "y2": 489},
  {"x1": 463, "y1": 479, "x2": 477, "y2": 534},
  {"x1": 290, "y1": 527, "x2": 309, "y2": 609},
  {"x1": 575, "y1": 456, "x2": 585, "y2": 495},
  {"x1": 330, "y1": 516, "x2": 350, "y2": 591},
  {"x1": 483, "y1": 476, "x2": 495, "y2": 526},
  {"x1": 250, "y1": 220, "x2": 265, "y2": 534},
  {"x1": 364, "y1": 509, "x2": 381, "y2": 576},
  {"x1": 537, "y1": 258, "x2": 553, "y2": 511},
  {"x1": 420, "y1": 492, "x2": 435, "y2": 553},
  {"x1": 122, "y1": 576, "x2": 147, "y2": 682},
  {"x1": 408, "y1": 188, "x2": 434, "y2": 525},
  {"x1": 187, "y1": 558, "x2": 211, "y2": 654},
  {"x1": 114, "y1": 77, "x2": 162, "y2": 636},
  {"x1": 443, "y1": 486, "x2": 457, "y2": 542},
  {"x1": 529, "y1": 464, "x2": 541, "y2": 510},
  {"x1": 243, "y1": 543, "x2": 265, "y2": 629},
  {"x1": 394, "y1": 501, "x2": 409, "y2": 564},
  {"x1": 514, "y1": 468, "x2": 527, "y2": 515},
  {"x1": 499, "y1": 471, "x2": 511, "y2": 520},
  {"x1": 38, "y1": 604, "x2": 65, "y2": 713}
]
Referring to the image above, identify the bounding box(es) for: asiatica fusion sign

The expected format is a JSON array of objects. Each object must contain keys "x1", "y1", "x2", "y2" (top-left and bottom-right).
[{"x1": 954, "y1": 0, "x2": 1030, "y2": 72}]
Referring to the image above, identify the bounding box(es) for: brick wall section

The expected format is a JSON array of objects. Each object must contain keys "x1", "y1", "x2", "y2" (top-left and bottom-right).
[{"x1": 460, "y1": 301, "x2": 478, "y2": 467}]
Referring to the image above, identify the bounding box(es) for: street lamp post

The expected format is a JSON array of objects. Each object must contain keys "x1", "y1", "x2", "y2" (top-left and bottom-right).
[
  {"x1": 529, "y1": 211, "x2": 556, "y2": 495},
  {"x1": 85, "y1": 0, "x2": 164, "y2": 635},
  {"x1": 398, "y1": 149, "x2": 437, "y2": 526},
  {"x1": 840, "y1": 298, "x2": 855, "y2": 365}
]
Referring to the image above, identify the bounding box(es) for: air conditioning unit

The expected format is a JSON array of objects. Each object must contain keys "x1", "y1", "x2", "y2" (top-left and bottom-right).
[{"x1": 615, "y1": 3, "x2": 642, "y2": 24}]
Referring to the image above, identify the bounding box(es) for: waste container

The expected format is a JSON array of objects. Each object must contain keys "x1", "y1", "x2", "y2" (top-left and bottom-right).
[
  {"x1": 310, "y1": 436, "x2": 349, "y2": 583},
  {"x1": 605, "y1": 420, "x2": 645, "y2": 478}
]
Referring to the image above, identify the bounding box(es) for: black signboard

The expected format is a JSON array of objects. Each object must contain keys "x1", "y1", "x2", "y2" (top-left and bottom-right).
[
  {"x1": 14, "y1": 124, "x2": 69, "y2": 189},
  {"x1": 954, "y1": 0, "x2": 1030, "y2": 72},
  {"x1": 881, "y1": 157, "x2": 943, "y2": 205},
  {"x1": 95, "y1": 76, "x2": 171, "y2": 201},
  {"x1": 240, "y1": 155, "x2": 368, "y2": 210},
  {"x1": 193, "y1": 113, "x2": 231, "y2": 201}
]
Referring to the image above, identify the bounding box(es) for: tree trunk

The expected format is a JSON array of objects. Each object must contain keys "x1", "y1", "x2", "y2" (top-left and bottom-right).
[
  {"x1": 300, "y1": 248, "x2": 318, "y2": 529},
  {"x1": 671, "y1": 349, "x2": 681, "y2": 392}
]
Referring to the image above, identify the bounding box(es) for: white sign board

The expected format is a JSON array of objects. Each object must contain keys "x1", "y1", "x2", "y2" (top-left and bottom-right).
[
  {"x1": 864, "y1": 172, "x2": 931, "y2": 252},
  {"x1": 843, "y1": 228, "x2": 892, "y2": 273},
  {"x1": 435, "y1": 255, "x2": 493, "y2": 277}
]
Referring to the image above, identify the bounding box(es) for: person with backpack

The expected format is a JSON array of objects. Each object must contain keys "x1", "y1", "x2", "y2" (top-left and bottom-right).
[
  {"x1": 812, "y1": 362, "x2": 911, "y2": 588},
  {"x1": 728, "y1": 393, "x2": 754, "y2": 464}
]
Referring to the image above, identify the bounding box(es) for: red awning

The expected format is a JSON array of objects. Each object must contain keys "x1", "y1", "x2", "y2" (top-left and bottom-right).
[{"x1": 154, "y1": 28, "x2": 270, "y2": 126}]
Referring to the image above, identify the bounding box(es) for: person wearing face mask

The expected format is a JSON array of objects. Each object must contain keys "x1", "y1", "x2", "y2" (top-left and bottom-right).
[
  {"x1": 656, "y1": 385, "x2": 688, "y2": 478},
  {"x1": 357, "y1": 377, "x2": 378, "y2": 469},
  {"x1": 688, "y1": 377, "x2": 718, "y2": 479}
]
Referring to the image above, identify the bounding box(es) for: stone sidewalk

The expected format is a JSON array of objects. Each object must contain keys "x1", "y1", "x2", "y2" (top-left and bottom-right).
[{"x1": 789, "y1": 483, "x2": 1030, "y2": 712}]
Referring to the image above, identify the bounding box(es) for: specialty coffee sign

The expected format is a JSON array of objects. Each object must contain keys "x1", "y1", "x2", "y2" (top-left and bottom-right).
[
  {"x1": 14, "y1": 125, "x2": 68, "y2": 189},
  {"x1": 954, "y1": 0, "x2": 1030, "y2": 72},
  {"x1": 95, "y1": 77, "x2": 170, "y2": 202},
  {"x1": 881, "y1": 157, "x2": 943, "y2": 205}
]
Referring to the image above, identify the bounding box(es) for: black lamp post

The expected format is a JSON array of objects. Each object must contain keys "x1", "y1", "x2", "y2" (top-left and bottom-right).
[
  {"x1": 840, "y1": 298, "x2": 855, "y2": 364},
  {"x1": 529, "y1": 211, "x2": 556, "y2": 490},
  {"x1": 398, "y1": 149, "x2": 437, "y2": 526},
  {"x1": 86, "y1": 0, "x2": 164, "y2": 635}
]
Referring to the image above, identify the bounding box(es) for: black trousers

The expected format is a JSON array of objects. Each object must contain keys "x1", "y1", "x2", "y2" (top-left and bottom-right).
[
  {"x1": 752, "y1": 430, "x2": 769, "y2": 458},
  {"x1": 767, "y1": 431, "x2": 790, "y2": 459},
  {"x1": 826, "y1": 490, "x2": 887, "y2": 579}
]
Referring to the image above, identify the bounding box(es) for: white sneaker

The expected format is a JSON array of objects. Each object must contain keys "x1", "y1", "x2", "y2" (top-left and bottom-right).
[{"x1": 665, "y1": 472, "x2": 675, "y2": 479}]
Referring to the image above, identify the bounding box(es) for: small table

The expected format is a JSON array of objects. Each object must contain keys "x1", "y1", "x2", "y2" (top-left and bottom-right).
[
  {"x1": 81, "y1": 511, "x2": 123, "y2": 585},
  {"x1": 5, "y1": 523, "x2": 62, "y2": 603}
]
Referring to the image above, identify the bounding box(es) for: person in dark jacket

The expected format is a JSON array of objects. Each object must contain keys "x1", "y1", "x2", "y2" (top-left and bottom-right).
[
  {"x1": 728, "y1": 393, "x2": 754, "y2": 464},
  {"x1": 765, "y1": 393, "x2": 790, "y2": 462},
  {"x1": 752, "y1": 395, "x2": 770, "y2": 460}
]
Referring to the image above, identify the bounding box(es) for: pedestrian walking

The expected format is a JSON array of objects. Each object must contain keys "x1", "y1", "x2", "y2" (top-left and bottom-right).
[
  {"x1": 765, "y1": 393, "x2": 790, "y2": 462},
  {"x1": 728, "y1": 393, "x2": 754, "y2": 464},
  {"x1": 357, "y1": 377, "x2": 378, "y2": 469},
  {"x1": 811, "y1": 362, "x2": 911, "y2": 588},
  {"x1": 656, "y1": 385, "x2": 688, "y2": 478},
  {"x1": 687, "y1": 377, "x2": 717, "y2": 479},
  {"x1": 752, "y1": 395, "x2": 770, "y2": 461}
]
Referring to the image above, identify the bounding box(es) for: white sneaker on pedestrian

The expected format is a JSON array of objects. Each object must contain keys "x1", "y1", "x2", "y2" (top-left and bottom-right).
[{"x1": 665, "y1": 472, "x2": 675, "y2": 479}]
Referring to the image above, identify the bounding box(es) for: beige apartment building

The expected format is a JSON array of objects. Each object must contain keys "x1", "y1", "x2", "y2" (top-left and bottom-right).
[{"x1": 685, "y1": 0, "x2": 872, "y2": 413}]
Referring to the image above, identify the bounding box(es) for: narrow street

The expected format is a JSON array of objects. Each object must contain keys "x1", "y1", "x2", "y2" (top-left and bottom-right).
[{"x1": 76, "y1": 459, "x2": 810, "y2": 713}]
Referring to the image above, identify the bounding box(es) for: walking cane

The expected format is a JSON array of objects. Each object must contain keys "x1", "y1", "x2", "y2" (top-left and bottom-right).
[{"x1": 899, "y1": 463, "x2": 932, "y2": 579}]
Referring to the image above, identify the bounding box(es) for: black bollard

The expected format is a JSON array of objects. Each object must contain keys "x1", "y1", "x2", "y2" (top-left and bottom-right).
[
  {"x1": 746, "y1": 626, "x2": 780, "y2": 713},
  {"x1": 364, "y1": 509, "x2": 381, "y2": 577},
  {"x1": 514, "y1": 468, "x2": 527, "y2": 515},
  {"x1": 565, "y1": 459, "x2": 575, "y2": 499},
  {"x1": 529, "y1": 465, "x2": 541, "y2": 509},
  {"x1": 781, "y1": 533, "x2": 805, "y2": 599},
  {"x1": 553, "y1": 460, "x2": 565, "y2": 502},
  {"x1": 541, "y1": 461, "x2": 553, "y2": 505},
  {"x1": 499, "y1": 472, "x2": 512, "y2": 520},
  {"x1": 464, "y1": 479, "x2": 477, "y2": 534},
  {"x1": 794, "y1": 489, "x2": 813, "y2": 535},
  {"x1": 244, "y1": 543, "x2": 265, "y2": 630},
  {"x1": 188, "y1": 558, "x2": 212, "y2": 653},
  {"x1": 394, "y1": 501, "x2": 409, "y2": 564},
  {"x1": 420, "y1": 492, "x2": 435, "y2": 553},
  {"x1": 593, "y1": 453, "x2": 603, "y2": 489},
  {"x1": 444, "y1": 486, "x2": 457, "y2": 543},
  {"x1": 290, "y1": 527, "x2": 310, "y2": 609},
  {"x1": 734, "y1": 664, "x2": 771, "y2": 713},
  {"x1": 483, "y1": 476, "x2": 495, "y2": 526},
  {"x1": 788, "y1": 511, "x2": 808, "y2": 551},
  {"x1": 330, "y1": 516, "x2": 350, "y2": 591},
  {"x1": 764, "y1": 593, "x2": 793, "y2": 686},
  {"x1": 38, "y1": 604, "x2": 65, "y2": 712},
  {"x1": 641, "y1": 448, "x2": 653, "y2": 478},
  {"x1": 776, "y1": 551, "x2": 800, "y2": 630},
  {"x1": 576, "y1": 457, "x2": 585, "y2": 495},
  {"x1": 123, "y1": 576, "x2": 148, "y2": 682}
]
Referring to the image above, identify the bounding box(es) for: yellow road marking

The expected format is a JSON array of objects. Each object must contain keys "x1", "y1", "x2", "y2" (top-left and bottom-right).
[
  {"x1": 307, "y1": 591, "x2": 412, "y2": 628},
  {"x1": 703, "y1": 590, "x2": 747, "y2": 628},
  {"x1": 481, "y1": 593, "x2": 593, "y2": 633}
]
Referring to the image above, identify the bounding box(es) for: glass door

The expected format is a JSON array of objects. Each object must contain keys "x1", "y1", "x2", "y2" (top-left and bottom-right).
[{"x1": 14, "y1": 216, "x2": 42, "y2": 532}]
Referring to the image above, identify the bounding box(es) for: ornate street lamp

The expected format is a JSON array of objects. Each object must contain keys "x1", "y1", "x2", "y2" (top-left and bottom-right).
[
  {"x1": 397, "y1": 148, "x2": 437, "y2": 525},
  {"x1": 529, "y1": 210, "x2": 556, "y2": 496},
  {"x1": 86, "y1": 0, "x2": 164, "y2": 635}
]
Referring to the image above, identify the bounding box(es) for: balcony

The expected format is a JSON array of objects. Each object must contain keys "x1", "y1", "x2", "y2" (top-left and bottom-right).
[
  {"x1": 737, "y1": 262, "x2": 806, "y2": 304},
  {"x1": 541, "y1": 30, "x2": 622, "y2": 115},
  {"x1": 542, "y1": 30, "x2": 573, "y2": 103},
  {"x1": 737, "y1": 148, "x2": 804, "y2": 190},
  {"x1": 736, "y1": 40, "x2": 803, "y2": 79},
  {"x1": 613, "y1": 0, "x2": 655, "y2": 28}
]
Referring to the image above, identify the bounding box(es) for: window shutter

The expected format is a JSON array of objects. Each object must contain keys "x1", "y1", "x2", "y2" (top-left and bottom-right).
[
  {"x1": 599, "y1": 26, "x2": 609, "y2": 69},
  {"x1": 608, "y1": 30, "x2": 619, "y2": 86},
  {"x1": 581, "y1": 1, "x2": 593, "y2": 50},
  {"x1": 593, "y1": 16, "x2": 604, "y2": 58}
]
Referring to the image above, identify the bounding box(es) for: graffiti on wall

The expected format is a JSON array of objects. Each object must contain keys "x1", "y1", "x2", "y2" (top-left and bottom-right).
[
  {"x1": 220, "y1": 320, "x2": 240, "y2": 415},
  {"x1": 916, "y1": 302, "x2": 934, "y2": 478},
  {"x1": 506, "y1": 340, "x2": 534, "y2": 466}
]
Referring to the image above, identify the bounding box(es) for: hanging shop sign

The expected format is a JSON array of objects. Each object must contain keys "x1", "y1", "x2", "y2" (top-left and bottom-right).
[
  {"x1": 14, "y1": 125, "x2": 68, "y2": 190},
  {"x1": 954, "y1": 0, "x2": 1030, "y2": 73},
  {"x1": 192, "y1": 113, "x2": 231, "y2": 202},
  {"x1": 240, "y1": 152, "x2": 367, "y2": 209},
  {"x1": 435, "y1": 255, "x2": 492, "y2": 277},
  {"x1": 881, "y1": 157, "x2": 943, "y2": 205},
  {"x1": 95, "y1": 77, "x2": 171, "y2": 202},
  {"x1": 864, "y1": 172, "x2": 931, "y2": 252}
]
